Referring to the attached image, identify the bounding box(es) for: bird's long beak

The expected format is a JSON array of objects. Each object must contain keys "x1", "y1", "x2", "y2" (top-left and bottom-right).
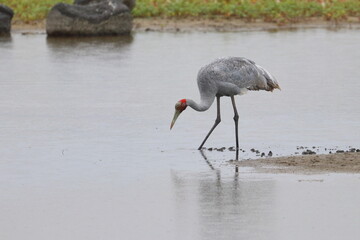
[{"x1": 170, "y1": 110, "x2": 181, "y2": 130}]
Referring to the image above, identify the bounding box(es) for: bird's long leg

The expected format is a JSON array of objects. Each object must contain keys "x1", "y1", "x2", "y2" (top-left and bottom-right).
[
  {"x1": 231, "y1": 96, "x2": 239, "y2": 150},
  {"x1": 198, "y1": 96, "x2": 221, "y2": 150}
]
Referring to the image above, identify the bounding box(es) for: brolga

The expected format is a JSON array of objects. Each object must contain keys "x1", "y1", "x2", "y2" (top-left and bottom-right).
[{"x1": 170, "y1": 57, "x2": 280, "y2": 150}]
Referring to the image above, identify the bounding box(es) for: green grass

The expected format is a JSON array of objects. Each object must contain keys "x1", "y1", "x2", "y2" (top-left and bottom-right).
[
  {"x1": 2, "y1": 0, "x2": 360, "y2": 23},
  {"x1": 2, "y1": 0, "x2": 72, "y2": 22},
  {"x1": 133, "y1": 0, "x2": 360, "y2": 23}
]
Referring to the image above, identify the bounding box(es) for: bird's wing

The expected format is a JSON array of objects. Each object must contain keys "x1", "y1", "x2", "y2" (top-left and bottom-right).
[
  {"x1": 221, "y1": 57, "x2": 280, "y2": 92},
  {"x1": 197, "y1": 57, "x2": 280, "y2": 98}
]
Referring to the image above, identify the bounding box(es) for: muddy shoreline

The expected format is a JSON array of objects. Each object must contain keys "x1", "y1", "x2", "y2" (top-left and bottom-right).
[
  {"x1": 11, "y1": 17, "x2": 360, "y2": 33},
  {"x1": 133, "y1": 17, "x2": 360, "y2": 32},
  {"x1": 233, "y1": 152, "x2": 360, "y2": 174}
]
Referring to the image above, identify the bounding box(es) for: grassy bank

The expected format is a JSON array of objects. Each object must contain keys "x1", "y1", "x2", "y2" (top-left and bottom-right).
[
  {"x1": 2, "y1": 0, "x2": 72, "y2": 21},
  {"x1": 2, "y1": 0, "x2": 360, "y2": 23},
  {"x1": 134, "y1": 0, "x2": 360, "y2": 23}
]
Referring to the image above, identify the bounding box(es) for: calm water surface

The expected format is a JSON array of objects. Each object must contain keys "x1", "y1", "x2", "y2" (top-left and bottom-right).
[{"x1": 0, "y1": 29, "x2": 360, "y2": 240}]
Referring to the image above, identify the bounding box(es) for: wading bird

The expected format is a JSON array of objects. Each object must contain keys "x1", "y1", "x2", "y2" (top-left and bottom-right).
[{"x1": 170, "y1": 57, "x2": 280, "y2": 150}]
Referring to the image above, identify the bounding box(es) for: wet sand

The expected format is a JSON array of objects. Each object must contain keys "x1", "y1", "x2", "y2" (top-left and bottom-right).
[
  {"x1": 11, "y1": 17, "x2": 360, "y2": 33},
  {"x1": 11, "y1": 20, "x2": 46, "y2": 31},
  {"x1": 233, "y1": 152, "x2": 360, "y2": 174}
]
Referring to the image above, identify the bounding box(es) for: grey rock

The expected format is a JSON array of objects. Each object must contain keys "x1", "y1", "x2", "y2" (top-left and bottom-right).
[
  {"x1": 46, "y1": 0, "x2": 133, "y2": 36},
  {"x1": 0, "y1": 4, "x2": 14, "y2": 35}
]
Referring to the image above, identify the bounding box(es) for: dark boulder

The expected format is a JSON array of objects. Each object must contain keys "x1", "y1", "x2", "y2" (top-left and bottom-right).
[
  {"x1": 0, "y1": 4, "x2": 14, "y2": 35},
  {"x1": 46, "y1": 0, "x2": 134, "y2": 36}
]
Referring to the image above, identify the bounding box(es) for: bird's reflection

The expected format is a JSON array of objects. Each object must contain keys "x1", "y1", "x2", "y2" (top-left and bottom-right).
[
  {"x1": 199, "y1": 149, "x2": 221, "y2": 182},
  {"x1": 199, "y1": 150, "x2": 215, "y2": 170},
  {"x1": 200, "y1": 149, "x2": 239, "y2": 177},
  {"x1": 235, "y1": 149, "x2": 239, "y2": 173},
  {"x1": 170, "y1": 150, "x2": 275, "y2": 239},
  {"x1": 46, "y1": 34, "x2": 133, "y2": 52},
  {"x1": 0, "y1": 34, "x2": 12, "y2": 43}
]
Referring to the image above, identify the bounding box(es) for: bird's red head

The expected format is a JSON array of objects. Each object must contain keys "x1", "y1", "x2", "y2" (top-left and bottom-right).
[
  {"x1": 170, "y1": 99, "x2": 187, "y2": 130},
  {"x1": 175, "y1": 99, "x2": 187, "y2": 112}
]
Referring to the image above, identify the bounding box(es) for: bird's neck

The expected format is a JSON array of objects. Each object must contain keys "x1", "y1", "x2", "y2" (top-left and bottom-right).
[{"x1": 186, "y1": 96, "x2": 214, "y2": 112}]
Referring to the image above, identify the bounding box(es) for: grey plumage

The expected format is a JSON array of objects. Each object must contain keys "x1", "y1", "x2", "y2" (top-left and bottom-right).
[
  {"x1": 197, "y1": 57, "x2": 280, "y2": 98},
  {"x1": 170, "y1": 56, "x2": 280, "y2": 150}
]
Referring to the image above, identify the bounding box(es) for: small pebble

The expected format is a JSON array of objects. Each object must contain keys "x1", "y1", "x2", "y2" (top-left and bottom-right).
[
  {"x1": 302, "y1": 149, "x2": 316, "y2": 155},
  {"x1": 268, "y1": 151, "x2": 273, "y2": 157},
  {"x1": 217, "y1": 147, "x2": 225, "y2": 152},
  {"x1": 228, "y1": 146, "x2": 235, "y2": 151}
]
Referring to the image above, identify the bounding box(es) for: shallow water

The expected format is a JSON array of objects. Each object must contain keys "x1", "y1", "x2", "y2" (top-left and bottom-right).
[{"x1": 0, "y1": 29, "x2": 360, "y2": 239}]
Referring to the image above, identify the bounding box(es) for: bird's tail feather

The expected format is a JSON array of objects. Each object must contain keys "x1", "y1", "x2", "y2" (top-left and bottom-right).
[
  {"x1": 267, "y1": 78, "x2": 281, "y2": 91},
  {"x1": 256, "y1": 64, "x2": 281, "y2": 92}
]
